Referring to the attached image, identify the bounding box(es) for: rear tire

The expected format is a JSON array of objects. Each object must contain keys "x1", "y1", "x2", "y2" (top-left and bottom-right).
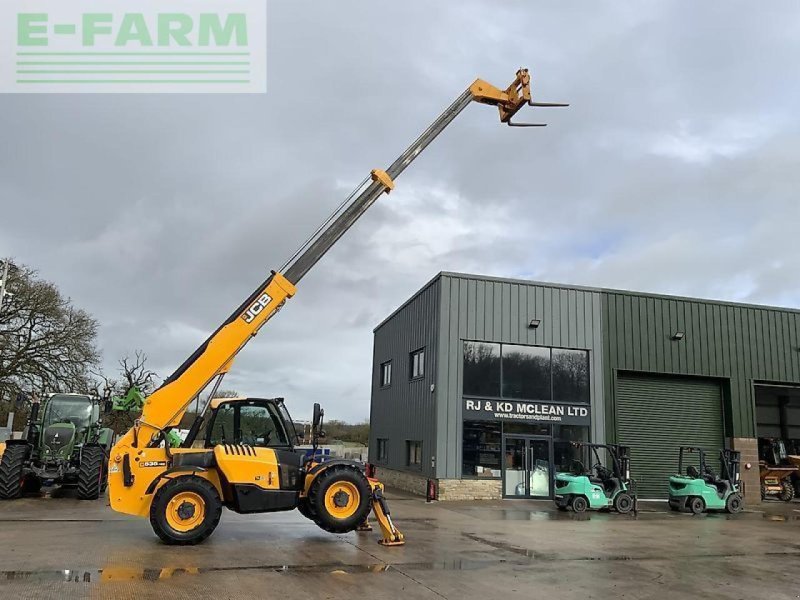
[
  {"x1": 779, "y1": 481, "x2": 794, "y2": 502},
  {"x1": 689, "y1": 496, "x2": 705, "y2": 515},
  {"x1": 0, "y1": 444, "x2": 29, "y2": 500},
  {"x1": 725, "y1": 492, "x2": 744, "y2": 514},
  {"x1": 77, "y1": 446, "x2": 106, "y2": 500},
  {"x1": 613, "y1": 492, "x2": 633, "y2": 514},
  {"x1": 308, "y1": 465, "x2": 372, "y2": 534},
  {"x1": 150, "y1": 476, "x2": 222, "y2": 545},
  {"x1": 570, "y1": 495, "x2": 588, "y2": 513}
]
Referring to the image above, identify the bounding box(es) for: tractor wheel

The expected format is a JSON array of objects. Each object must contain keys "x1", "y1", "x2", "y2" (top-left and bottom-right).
[
  {"x1": 614, "y1": 492, "x2": 634, "y2": 514},
  {"x1": 149, "y1": 476, "x2": 222, "y2": 545},
  {"x1": 725, "y1": 492, "x2": 744, "y2": 514},
  {"x1": 688, "y1": 496, "x2": 705, "y2": 515},
  {"x1": 77, "y1": 446, "x2": 107, "y2": 500},
  {"x1": 308, "y1": 465, "x2": 372, "y2": 534},
  {"x1": 570, "y1": 495, "x2": 588, "y2": 513},
  {"x1": 297, "y1": 496, "x2": 317, "y2": 521},
  {"x1": 0, "y1": 444, "x2": 29, "y2": 500},
  {"x1": 779, "y1": 481, "x2": 794, "y2": 502}
]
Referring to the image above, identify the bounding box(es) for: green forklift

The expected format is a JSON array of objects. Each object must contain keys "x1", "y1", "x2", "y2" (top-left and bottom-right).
[
  {"x1": 553, "y1": 443, "x2": 636, "y2": 513},
  {"x1": 668, "y1": 446, "x2": 744, "y2": 514}
]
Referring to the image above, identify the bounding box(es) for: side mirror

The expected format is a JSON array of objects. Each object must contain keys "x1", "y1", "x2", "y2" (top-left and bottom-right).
[{"x1": 312, "y1": 403, "x2": 324, "y2": 431}]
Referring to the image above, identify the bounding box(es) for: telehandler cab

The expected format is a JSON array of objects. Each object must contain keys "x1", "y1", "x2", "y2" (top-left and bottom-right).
[
  {"x1": 668, "y1": 446, "x2": 744, "y2": 514},
  {"x1": 106, "y1": 68, "x2": 566, "y2": 545}
]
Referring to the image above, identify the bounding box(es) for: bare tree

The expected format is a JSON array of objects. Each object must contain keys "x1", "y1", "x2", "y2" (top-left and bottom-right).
[
  {"x1": 95, "y1": 351, "x2": 159, "y2": 434},
  {"x1": 0, "y1": 264, "x2": 99, "y2": 421}
]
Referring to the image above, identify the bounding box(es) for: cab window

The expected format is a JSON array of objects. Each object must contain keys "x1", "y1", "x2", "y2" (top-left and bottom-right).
[
  {"x1": 208, "y1": 404, "x2": 235, "y2": 446},
  {"x1": 206, "y1": 402, "x2": 290, "y2": 448},
  {"x1": 240, "y1": 404, "x2": 288, "y2": 447}
]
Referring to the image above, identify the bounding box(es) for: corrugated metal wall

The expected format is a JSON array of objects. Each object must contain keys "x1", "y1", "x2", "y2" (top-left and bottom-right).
[
  {"x1": 602, "y1": 292, "x2": 800, "y2": 439},
  {"x1": 435, "y1": 273, "x2": 605, "y2": 479},
  {"x1": 369, "y1": 277, "x2": 441, "y2": 478}
]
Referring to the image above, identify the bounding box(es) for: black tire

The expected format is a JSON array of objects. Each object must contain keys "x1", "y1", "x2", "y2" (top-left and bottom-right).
[
  {"x1": 77, "y1": 446, "x2": 107, "y2": 500},
  {"x1": 614, "y1": 492, "x2": 634, "y2": 514},
  {"x1": 0, "y1": 444, "x2": 29, "y2": 500},
  {"x1": 725, "y1": 492, "x2": 744, "y2": 514},
  {"x1": 761, "y1": 482, "x2": 767, "y2": 500},
  {"x1": 779, "y1": 481, "x2": 794, "y2": 502},
  {"x1": 297, "y1": 496, "x2": 317, "y2": 521},
  {"x1": 149, "y1": 476, "x2": 222, "y2": 545},
  {"x1": 308, "y1": 465, "x2": 372, "y2": 534},
  {"x1": 571, "y1": 495, "x2": 588, "y2": 513},
  {"x1": 689, "y1": 496, "x2": 705, "y2": 515}
]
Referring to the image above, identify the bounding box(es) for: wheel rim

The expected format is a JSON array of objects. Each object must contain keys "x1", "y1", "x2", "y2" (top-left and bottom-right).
[
  {"x1": 165, "y1": 491, "x2": 206, "y2": 532},
  {"x1": 324, "y1": 481, "x2": 360, "y2": 519}
]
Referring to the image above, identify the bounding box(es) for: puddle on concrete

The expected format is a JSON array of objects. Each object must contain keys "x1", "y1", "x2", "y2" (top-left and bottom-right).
[{"x1": 0, "y1": 558, "x2": 517, "y2": 585}]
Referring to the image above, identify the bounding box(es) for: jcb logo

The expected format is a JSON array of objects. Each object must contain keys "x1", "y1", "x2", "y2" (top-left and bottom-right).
[{"x1": 241, "y1": 292, "x2": 272, "y2": 324}]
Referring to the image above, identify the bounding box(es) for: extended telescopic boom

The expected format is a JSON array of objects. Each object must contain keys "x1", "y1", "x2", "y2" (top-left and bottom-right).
[{"x1": 123, "y1": 68, "x2": 566, "y2": 448}]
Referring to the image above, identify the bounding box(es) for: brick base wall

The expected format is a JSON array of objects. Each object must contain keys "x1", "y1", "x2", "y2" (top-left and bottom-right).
[
  {"x1": 732, "y1": 437, "x2": 760, "y2": 506},
  {"x1": 373, "y1": 467, "x2": 429, "y2": 496},
  {"x1": 372, "y1": 468, "x2": 503, "y2": 501},
  {"x1": 437, "y1": 478, "x2": 502, "y2": 501}
]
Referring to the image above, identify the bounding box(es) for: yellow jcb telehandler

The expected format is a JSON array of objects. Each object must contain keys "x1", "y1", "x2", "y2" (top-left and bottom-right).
[{"x1": 106, "y1": 68, "x2": 566, "y2": 545}]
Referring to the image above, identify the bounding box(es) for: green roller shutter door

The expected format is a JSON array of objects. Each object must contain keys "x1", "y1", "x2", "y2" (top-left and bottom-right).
[{"x1": 616, "y1": 373, "x2": 723, "y2": 499}]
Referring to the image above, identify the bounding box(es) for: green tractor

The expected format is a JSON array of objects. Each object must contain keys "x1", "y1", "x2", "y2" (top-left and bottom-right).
[
  {"x1": 553, "y1": 443, "x2": 636, "y2": 514},
  {"x1": 668, "y1": 446, "x2": 744, "y2": 514},
  {"x1": 0, "y1": 393, "x2": 115, "y2": 500}
]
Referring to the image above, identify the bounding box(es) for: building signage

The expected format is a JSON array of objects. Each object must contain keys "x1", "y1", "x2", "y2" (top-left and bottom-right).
[{"x1": 464, "y1": 398, "x2": 590, "y2": 426}]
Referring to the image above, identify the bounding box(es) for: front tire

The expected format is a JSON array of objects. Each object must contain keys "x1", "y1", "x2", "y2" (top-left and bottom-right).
[
  {"x1": 77, "y1": 446, "x2": 107, "y2": 500},
  {"x1": 308, "y1": 465, "x2": 372, "y2": 534},
  {"x1": 614, "y1": 492, "x2": 634, "y2": 514},
  {"x1": 0, "y1": 444, "x2": 29, "y2": 500},
  {"x1": 725, "y1": 492, "x2": 744, "y2": 514},
  {"x1": 149, "y1": 476, "x2": 222, "y2": 545}
]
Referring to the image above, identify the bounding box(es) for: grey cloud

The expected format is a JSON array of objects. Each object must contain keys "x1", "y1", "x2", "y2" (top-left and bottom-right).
[{"x1": 2, "y1": 1, "x2": 799, "y2": 421}]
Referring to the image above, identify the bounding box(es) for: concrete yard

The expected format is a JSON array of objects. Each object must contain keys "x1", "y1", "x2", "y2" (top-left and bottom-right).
[{"x1": 1, "y1": 490, "x2": 799, "y2": 599}]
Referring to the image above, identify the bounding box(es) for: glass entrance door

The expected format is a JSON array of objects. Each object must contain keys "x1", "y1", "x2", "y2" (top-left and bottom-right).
[{"x1": 502, "y1": 435, "x2": 552, "y2": 498}]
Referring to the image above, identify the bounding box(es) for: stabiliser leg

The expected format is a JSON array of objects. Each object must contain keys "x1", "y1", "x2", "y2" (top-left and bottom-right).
[{"x1": 359, "y1": 479, "x2": 405, "y2": 546}]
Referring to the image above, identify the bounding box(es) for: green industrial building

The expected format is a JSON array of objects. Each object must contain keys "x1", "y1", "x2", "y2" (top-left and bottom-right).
[{"x1": 368, "y1": 272, "x2": 800, "y2": 501}]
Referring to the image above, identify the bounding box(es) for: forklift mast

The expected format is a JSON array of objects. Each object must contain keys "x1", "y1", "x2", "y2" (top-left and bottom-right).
[{"x1": 116, "y1": 69, "x2": 566, "y2": 449}]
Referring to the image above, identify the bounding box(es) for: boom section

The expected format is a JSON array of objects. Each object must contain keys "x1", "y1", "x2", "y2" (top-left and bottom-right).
[{"x1": 130, "y1": 68, "x2": 563, "y2": 444}]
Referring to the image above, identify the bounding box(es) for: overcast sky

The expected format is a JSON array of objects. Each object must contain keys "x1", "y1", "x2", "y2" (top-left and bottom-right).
[{"x1": 2, "y1": 2, "x2": 799, "y2": 422}]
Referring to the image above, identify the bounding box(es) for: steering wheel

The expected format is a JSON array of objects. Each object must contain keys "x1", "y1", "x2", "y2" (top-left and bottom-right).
[{"x1": 594, "y1": 464, "x2": 610, "y2": 480}]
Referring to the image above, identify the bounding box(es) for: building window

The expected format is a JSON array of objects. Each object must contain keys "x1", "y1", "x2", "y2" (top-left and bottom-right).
[
  {"x1": 463, "y1": 341, "x2": 501, "y2": 397},
  {"x1": 376, "y1": 438, "x2": 388, "y2": 462},
  {"x1": 406, "y1": 440, "x2": 422, "y2": 466},
  {"x1": 462, "y1": 421, "x2": 501, "y2": 478},
  {"x1": 552, "y1": 348, "x2": 590, "y2": 403},
  {"x1": 379, "y1": 361, "x2": 392, "y2": 387},
  {"x1": 502, "y1": 344, "x2": 551, "y2": 401},
  {"x1": 462, "y1": 341, "x2": 590, "y2": 404},
  {"x1": 409, "y1": 348, "x2": 425, "y2": 379}
]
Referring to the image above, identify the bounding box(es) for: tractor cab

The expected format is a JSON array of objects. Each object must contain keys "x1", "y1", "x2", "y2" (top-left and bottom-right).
[
  {"x1": 38, "y1": 394, "x2": 99, "y2": 461},
  {"x1": 553, "y1": 443, "x2": 635, "y2": 514},
  {"x1": 668, "y1": 446, "x2": 743, "y2": 514}
]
